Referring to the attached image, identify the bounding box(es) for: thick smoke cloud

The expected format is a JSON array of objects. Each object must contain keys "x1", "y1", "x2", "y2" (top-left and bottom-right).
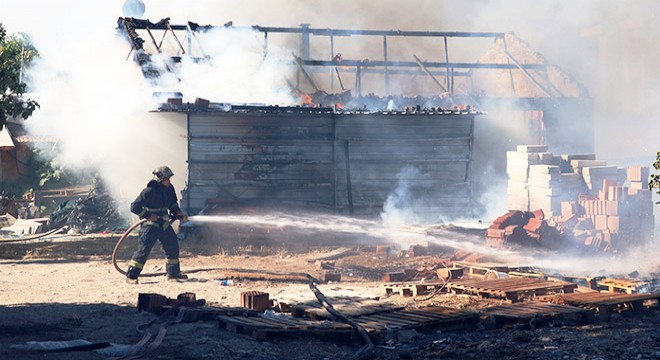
[{"x1": 3, "y1": 1, "x2": 659, "y2": 252}]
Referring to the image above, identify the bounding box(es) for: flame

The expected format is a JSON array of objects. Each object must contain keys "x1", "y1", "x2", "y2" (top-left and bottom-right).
[{"x1": 301, "y1": 93, "x2": 313, "y2": 106}]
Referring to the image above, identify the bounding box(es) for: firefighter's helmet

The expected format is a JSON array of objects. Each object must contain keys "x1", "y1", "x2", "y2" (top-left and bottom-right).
[{"x1": 152, "y1": 166, "x2": 174, "y2": 181}]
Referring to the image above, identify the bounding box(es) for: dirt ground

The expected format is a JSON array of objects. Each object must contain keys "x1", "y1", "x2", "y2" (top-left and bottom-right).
[{"x1": 1, "y1": 226, "x2": 659, "y2": 360}]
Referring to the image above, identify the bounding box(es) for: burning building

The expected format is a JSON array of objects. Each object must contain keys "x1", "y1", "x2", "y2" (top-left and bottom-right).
[{"x1": 117, "y1": 18, "x2": 595, "y2": 220}]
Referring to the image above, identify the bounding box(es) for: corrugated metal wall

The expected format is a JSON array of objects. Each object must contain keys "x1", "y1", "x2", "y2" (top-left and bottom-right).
[
  {"x1": 185, "y1": 111, "x2": 474, "y2": 217},
  {"x1": 335, "y1": 114, "x2": 474, "y2": 216}
]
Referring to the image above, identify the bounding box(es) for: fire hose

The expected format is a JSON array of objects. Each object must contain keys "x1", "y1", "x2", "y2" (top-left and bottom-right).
[
  {"x1": 0, "y1": 226, "x2": 67, "y2": 243},
  {"x1": 112, "y1": 217, "x2": 189, "y2": 277},
  {"x1": 111, "y1": 218, "x2": 147, "y2": 276},
  {"x1": 111, "y1": 218, "x2": 374, "y2": 359}
]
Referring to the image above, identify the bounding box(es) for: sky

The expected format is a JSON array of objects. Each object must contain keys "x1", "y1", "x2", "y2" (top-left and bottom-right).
[{"x1": 2, "y1": 0, "x2": 660, "y2": 213}]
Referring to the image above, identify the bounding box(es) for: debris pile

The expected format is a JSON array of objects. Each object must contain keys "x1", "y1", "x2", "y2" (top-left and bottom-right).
[
  {"x1": 506, "y1": 145, "x2": 654, "y2": 251},
  {"x1": 485, "y1": 209, "x2": 562, "y2": 249},
  {"x1": 49, "y1": 181, "x2": 126, "y2": 234}
]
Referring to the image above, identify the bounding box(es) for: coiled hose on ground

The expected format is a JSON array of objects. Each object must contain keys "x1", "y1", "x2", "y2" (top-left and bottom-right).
[{"x1": 0, "y1": 226, "x2": 66, "y2": 243}]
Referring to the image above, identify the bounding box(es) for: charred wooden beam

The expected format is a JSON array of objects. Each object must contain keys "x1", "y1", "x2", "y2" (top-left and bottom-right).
[
  {"x1": 293, "y1": 53, "x2": 319, "y2": 92},
  {"x1": 301, "y1": 58, "x2": 546, "y2": 70},
  {"x1": 149, "y1": 21, "x2": 506, "y2": 39},
  {"x1": 413, "y1": 54, "x2": 448, "y2": 93},
  {"x1": 503, "y1": 50, "x2": 555, "y2": 98}
]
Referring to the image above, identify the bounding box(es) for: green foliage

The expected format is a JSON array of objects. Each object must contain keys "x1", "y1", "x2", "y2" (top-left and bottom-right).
[
  {"x1": 28, "y1": 150, "x2": 93, "y2": 190},
  {"x1": 0, "y1": 23, "x2": 39, "y2": 130},
  {"x1": 649, "y1": 150, "x2": 660, "y2": 204}
]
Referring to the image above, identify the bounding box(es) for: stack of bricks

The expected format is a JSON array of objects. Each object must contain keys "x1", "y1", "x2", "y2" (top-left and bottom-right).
[
  {"x1": 528, "y1": 164, "x2": 562, "y2": 216},
  {"x1": 506, "y1": 145, "x2": 551, "y2": 211},
  {"x1": 507, "y1": 144, "x2": 654, "y2": 251},
  {"x1": 507, "y1": 145, "x2": 569, "y2": 216}
]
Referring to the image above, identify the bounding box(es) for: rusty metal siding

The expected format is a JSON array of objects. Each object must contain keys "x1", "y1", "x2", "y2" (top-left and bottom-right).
[{"x1": 185, "y1": 112, "x2": 475, "y2": 217}]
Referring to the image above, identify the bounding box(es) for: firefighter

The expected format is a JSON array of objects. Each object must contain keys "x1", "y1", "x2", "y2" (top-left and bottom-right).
[{"x1": 126, "y1": 165, "x2": 188, "y2": 284}]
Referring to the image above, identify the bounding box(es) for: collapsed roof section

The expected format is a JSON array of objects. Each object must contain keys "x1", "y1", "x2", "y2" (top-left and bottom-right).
[
  {"x1": 116, "y1": 18, "x2": 589, "y2": 109},
  {"x1": 456, "y1": 33, "x2": 588, "y2": 98}
]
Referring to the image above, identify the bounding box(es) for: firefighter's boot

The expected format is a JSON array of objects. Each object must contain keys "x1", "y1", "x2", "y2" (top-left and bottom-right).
[
  {"x1": 166, "y1": 259, "x2": 188, "y2": 281},
  {"x1": 126, "y1": 265, "x2": 141, "y2": 284}
]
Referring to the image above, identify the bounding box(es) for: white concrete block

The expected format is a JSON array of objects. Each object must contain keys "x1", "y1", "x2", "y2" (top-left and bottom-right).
[
  {"x1": 529, "y1": 164, "x2": 561, "y2": 175},
  {"x1": 516, "y1": 145, "x2": 548, "y2": 153},
  {"x1": 507, "y1": 151, "x2": 540, "y2": 161}
]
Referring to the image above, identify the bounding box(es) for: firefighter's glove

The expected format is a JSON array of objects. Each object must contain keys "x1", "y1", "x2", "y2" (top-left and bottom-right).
[{"x1": 174, "y1": 212, "x2": 188, "y2": 222}]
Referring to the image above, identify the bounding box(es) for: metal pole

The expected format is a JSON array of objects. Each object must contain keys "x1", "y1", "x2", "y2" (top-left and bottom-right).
[
  {"x1": 443, "y1": 37, "x2": 450, "y2": 92},
  {"x1": 187, "y1": 26, "x2": 192, "y2": 54},
  {"x1": 330, "y1": 36, "x2": 334, "y2": 91},
  {"x1": 263, "y1": 32, "x2": 268, "y2": 58},
  {"x1": 383, "y1": 36, "x2": 390, "y2": 95},
  {"x1": 300, "y1": 24, "x2": 311, "y2": 58},
  {"x1": 502, "y1": 38, "x2": 516, "y2": 96}
]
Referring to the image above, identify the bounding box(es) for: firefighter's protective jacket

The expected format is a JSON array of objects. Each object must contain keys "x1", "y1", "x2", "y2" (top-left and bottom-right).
[{"x1": 130, "y1": 180, "x2": 181, "y2": 227}]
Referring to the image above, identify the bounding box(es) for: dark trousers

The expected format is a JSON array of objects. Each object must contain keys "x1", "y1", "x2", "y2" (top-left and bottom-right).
[{"x1": 126, "y1": 224, "x2": 181, "y2": 278}]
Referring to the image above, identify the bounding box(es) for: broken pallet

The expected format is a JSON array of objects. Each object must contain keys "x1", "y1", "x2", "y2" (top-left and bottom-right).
[
  {"x1": 292, "y1": 302, "x2": 404, "y2": 321},
  {"x1": 543, "y1": 292, "x2": 660, "y2": 320},
  {"x1": 382, "y1": 281, "x2": 446, "y2": 297},
  {"x1": 351, "y1": 307, "x2": 479, "y2": 338},
  {"x1": 217, "y1": 306, "x2": 478, "y2": 342},
  {"x1": 446, "y1": 277, "x2": 577, "y2": 302},
  {"x1": 216, "y1": 314, "x2": 354, "y2": 341},
  {"x1": 480, "y1": 302, "x2": 593, "y2": 328},
  {"x1": 596, "y1": 278, "x2": 650, "y2": 294}
]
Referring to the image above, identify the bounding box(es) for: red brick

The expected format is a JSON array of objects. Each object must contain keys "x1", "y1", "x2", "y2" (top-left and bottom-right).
[
  {"x1": 324, "y1": 272, "x2": 341, "y2": 282},
  {"x1": 382, "y1": 272, "x2": 405, "y2": 282},
  {"x1": 240, "y1": 291, "x2": 270, "y2": 312},
  {"x1": 531, "y1": 209, "x2": 545, "y2": 220}
]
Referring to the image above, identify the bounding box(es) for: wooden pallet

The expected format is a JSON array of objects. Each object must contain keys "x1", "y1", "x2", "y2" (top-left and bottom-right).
[
  {"x1": 217, "y1": 314, "x2": 355, "y2": 341},
  {"x1": 351, "y1": 307, "x2": 479, "y2": 337},
  {"x1": 543, "y1": 292, "x2": 660, "y2": 319},
  {"x1": 382, "y1": 281, "x2": 446, "y2": 297},
  {"x1": 217, "y1": 306, "x2": 478, "y2": 342},
  {"x1": 171, "y1": 306, "x2": 259, "y2": 322},
  {"x1": 596, "y1": 278, "x2": 650, "y2": 294},
  {"x1": 480, "y1": 302, "x2": 593, "y2": 328},
  {"x1": 292, "y1": 302, "x2": 404, "y2": 320},
  {"x1": 446, "y1": 277, "x2": 577, "y2": 302},
  {"x1": 451, "y1": 261, "x2": 510, "y2": 279}
]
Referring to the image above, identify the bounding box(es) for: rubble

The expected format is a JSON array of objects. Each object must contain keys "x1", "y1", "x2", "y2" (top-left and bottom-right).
[
  {"x1": 1, "y1": 230, "x2": 658, "y2": 360},
  {"x1": 49, "y1": 181, "x2": 127, "y2": 234}
]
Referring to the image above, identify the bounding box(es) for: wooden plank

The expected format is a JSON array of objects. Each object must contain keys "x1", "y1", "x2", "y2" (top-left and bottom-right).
[
  {"x1": 481, "y1": 303, "x2": 591, "y2": 325},
  {"x1": 554, "y1": 292, "x2": 660, "y2": 306}
]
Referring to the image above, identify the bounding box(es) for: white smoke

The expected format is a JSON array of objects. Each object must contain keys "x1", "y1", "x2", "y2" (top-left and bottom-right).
[
  {"x1": 157, "y1": 27, "x2": 296, "y2": 105},
  {"x1": 1, "y1": 0, "x2": 296, "y2": 219},
  {"x1": 3, "y1": 1, "x2": 660, "y2": 232},
  {"x1": 380, "y1": 166, "x2": 423, "y2": 226}
]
